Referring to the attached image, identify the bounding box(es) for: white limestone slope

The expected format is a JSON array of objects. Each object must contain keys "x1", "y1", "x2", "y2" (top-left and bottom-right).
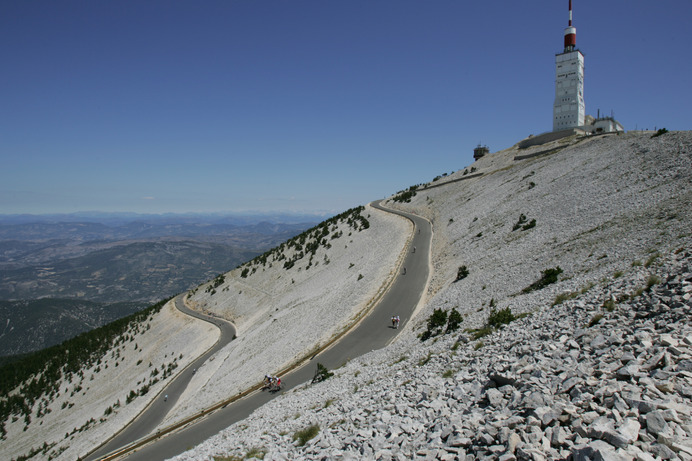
[
  {"x1": 170, "y1": 131, "x2": 692, "y2": 460},
  {"x1": 4, "y1": 203, "x2": 411, "y2": 461},
  {"x1": 3, "y1": 301, "x2": 217, "y2": 461},
  {"x1": 393, "y1": 131, "x2": 692, "y2": 333},
  {"x1": 162, "y1": 204, "x2": 411, "y2": 426},
  {"x1": 6, "y1": 130, "x2": 691, "y2": 461}
]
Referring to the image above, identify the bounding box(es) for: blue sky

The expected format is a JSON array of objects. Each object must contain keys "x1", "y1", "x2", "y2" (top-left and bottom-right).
[{"x1": 1, "y1": 1, "x2": 689, "y2": 215}]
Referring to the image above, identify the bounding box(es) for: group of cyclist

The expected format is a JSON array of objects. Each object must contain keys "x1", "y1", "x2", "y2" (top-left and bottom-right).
[{"x1": 263, "y1": 375, "x2": 283, "y2": 392}]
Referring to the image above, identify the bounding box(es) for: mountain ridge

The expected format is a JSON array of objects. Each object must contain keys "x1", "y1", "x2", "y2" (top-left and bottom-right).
[{"x1": 2, "y1": 130, "x2": 690, "y2": 461}]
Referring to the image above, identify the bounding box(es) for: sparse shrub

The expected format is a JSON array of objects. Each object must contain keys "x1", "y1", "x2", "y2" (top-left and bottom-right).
[
  {"x1": 420, "y1": 308, "x2": 448, "y2": 341},
  {"x1": 206, "y1": 274, "x2": 225, "y2": 293},
  {"x1": 645, "y1": 252, "x2": 660, "y2": 267},
  {"x1": 487, "y1": 307, "x2": 515, "y2": 328},
  {"x1": 293, "y1": 424, "x2": 320, "y2": 446},
  {"x1": 471, "y1": 325, "x2": 492, "y2": 340},
  {"x1": 651, "y1": 128, "x2": 668, "y2": 138},
  {"x1": 446, "y1": 308, "x2": 463, "y2": 333},
  {"x1": 553, "y1": 291, "x2": 578, "y2": 306},
  {"x1": 442, "y1": 369, "x2": 454, "y2": 378},
  {"x1": 522, "y1": 267, "x2": 563, "y2": 293},
  {"x1": 245, "y1": 447, "x2": 267, "y2": 460},
  {"x1": 580, "y1": 282, "x2": 595, "y2": 294},
  {"x1": 512, "y1": 214, "x2": 527, "y2": 231},
  {"x1": 588, "y1": 314, "x2": 603, "y2": 327},
  {"x1": 522, "y1": 218, "x2": 536, "y2": 230},
  {"x1": 418, "y1": 352, "x2": 433, "y2": 366},
  {"x1": 392, "y1": 185, "x2": 419, "y2": 203},
  {"x1": 312, "y1": 363, "x2": 333, "y2": 383},
  {"x1": 455, "y1": 266, "x2": 469, "y2": 282},
  {"x1": 511, "y1": 214, "x2": 536, "y2": 231},
  {"x1": 646, "y1": 275, "x2": 662, "y2": 290},
  {"x1": 631, "y1": 286, "x2": 646, "y2": 299},
  {"x1": 126, "y1": 390, "x2": 137, "y2": 404},
  {"x1": 213, "y1": 454, "x2": 243, "y2": 461}
]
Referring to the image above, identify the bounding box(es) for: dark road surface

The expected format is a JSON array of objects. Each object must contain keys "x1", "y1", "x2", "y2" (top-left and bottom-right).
[
  {"x1": 87, "y1": 297, "x2": 236, "y2": 460},
  {"x1": 95, "y1": 201, "x2": 431, "y2": 460}
]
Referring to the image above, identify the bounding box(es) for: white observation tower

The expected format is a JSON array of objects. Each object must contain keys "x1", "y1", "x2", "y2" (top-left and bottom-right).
[{"x1": 553, "y1": 0, "x2": 585, "y2": 131}]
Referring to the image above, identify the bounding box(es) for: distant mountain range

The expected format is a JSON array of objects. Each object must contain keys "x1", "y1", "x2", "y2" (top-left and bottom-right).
[
  {"x1": 0, "y1": 213, "x2": 319, "y2": 356},
  {"x1": 0, "y1": 211, "x2": 327, "y2": 227}
]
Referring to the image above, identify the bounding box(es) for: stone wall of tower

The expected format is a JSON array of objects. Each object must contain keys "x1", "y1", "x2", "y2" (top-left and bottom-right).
[{"x1": 553, "y1": 50, "x2": 585, "y2": 131}]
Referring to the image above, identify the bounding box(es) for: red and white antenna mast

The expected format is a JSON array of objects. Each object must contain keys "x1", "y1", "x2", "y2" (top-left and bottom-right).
[{"x1": 564, "y1": 0, "x2": 577, "y2": 51}]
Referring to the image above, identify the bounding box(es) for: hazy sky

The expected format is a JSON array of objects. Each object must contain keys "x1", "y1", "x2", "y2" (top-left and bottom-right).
[{"x1": 2, "y1": 1, "x2": 689, "y2": 215}]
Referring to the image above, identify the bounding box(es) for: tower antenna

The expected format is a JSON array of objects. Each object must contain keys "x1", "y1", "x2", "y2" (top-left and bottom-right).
[{"x1": 564, "y1": 0, "x2": 577, "y2": 51}]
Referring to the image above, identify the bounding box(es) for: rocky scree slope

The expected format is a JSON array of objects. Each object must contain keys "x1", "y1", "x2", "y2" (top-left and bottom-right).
[
  {"x1": 172, "y1": 131, "x2": 692, "y2": 460},
  {"x1": 175, "y1": 248, "x2": 692, "y2": 461}
]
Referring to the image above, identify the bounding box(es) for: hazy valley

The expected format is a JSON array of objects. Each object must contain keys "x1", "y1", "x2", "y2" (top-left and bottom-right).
[{"x1": 0, "y1": 214, "x2": 317, "y2": 357}]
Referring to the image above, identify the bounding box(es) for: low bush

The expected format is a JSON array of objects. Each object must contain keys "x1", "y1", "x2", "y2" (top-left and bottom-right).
[
  {"x1": 553, "y1": 291, "x2": 579, "y2": 306},
  {"x1": 487, "y1": 307, "x2": 515, "y2": 328},
  {"x1": 311, "y1": 363, "x2": 333, "y2": 383},
  {"x1": 392, "y1": 185, "x2": 419, "y2": 203},
  {"x1": 293, "y1": 424, "x2": 320, "y2": 447},
  {"x1": 588, "y1": 314, "x2": 603, "y2": 327},
  {"x1": 446, "y1": 308, "x2": 463, "y2": 333},
  {"x1": 512, "y1": 214, "x2": 536, "y2": 231},
  {"x1": 522, "y1": 267, "x2": 563, "y2": 293},
  {"x1": 455, "y1": 266, "x2": 469, "y2": 282},
  {"x1": 646, "y1": 275, "x2": 662, "y2": 290},
  {"x1": 651, "y1": 128, "x2": 668, "y2": 138},
  {"x1": 421, "y1": 308, "x2": 462, "y2": 341}
]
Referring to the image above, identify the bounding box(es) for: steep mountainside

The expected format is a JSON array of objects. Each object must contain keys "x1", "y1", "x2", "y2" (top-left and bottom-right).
[
  {"x1": 173, "y1": 130, "x2": 691, "y2": 460},
  {"x1": 2, "y1": 131, "x2": 690, "y2": 461},
  {"x1": 0, "y1": 298, "x2": 140, "y2": 357},
  {"x1": 165, "y1": 205, "x2": 410, "y2": 425}
]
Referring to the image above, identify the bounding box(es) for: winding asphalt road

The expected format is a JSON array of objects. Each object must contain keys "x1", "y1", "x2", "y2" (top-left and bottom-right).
[
  {"x1": 87, "y1": 298, "x2": 237, "y2": 460},
  {"x1": 96, "y1": 201, "x2": 431, "y2": 460}
]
